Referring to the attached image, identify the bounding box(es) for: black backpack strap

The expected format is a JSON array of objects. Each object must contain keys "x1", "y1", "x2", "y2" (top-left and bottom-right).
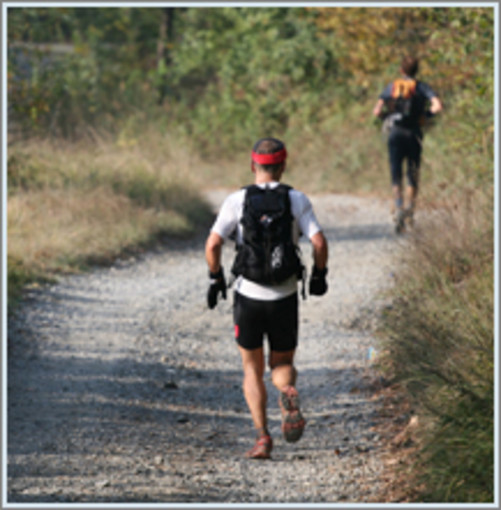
[
  {"x1": 276, "y1": 185, "x2": 307, "y2": 299},
  {"x1": 243, "y1": 183, "x2": 293, "y2": 213}
]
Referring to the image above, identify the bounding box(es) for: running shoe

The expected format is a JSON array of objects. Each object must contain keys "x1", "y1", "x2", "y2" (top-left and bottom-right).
[
  {"x1": 405, "y1": 208, "x2": 415, "y2": 229},
  {"x1": 245, "y1": 434, "x2": 273, "y2": 459},
  {"x1": 394, "y1": 208, "x2": 406, "y2": 234},
  {"x1": 279, "y1": 385, "x2": 306, "y2": 443}
]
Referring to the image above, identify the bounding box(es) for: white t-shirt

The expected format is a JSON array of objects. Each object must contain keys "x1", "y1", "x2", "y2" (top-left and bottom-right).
[{"x1": 211, "y1": 182, "x2": 322, "y2": 301}]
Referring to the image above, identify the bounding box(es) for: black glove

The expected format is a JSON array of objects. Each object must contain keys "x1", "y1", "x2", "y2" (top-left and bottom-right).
[
  {"x1": 207, "y1": 268, "x2": 227, "y2": 309},
  {"x1": 309, "y1": 265, "x2": 328, "y2": 296}
]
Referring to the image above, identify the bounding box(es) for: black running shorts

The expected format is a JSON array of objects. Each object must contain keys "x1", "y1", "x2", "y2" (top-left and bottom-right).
[
  {"x1": 233, "y1": 292, "x2": 298, "y2": 352},
  {"x1": 388, "y1": 126, "x2": 422, "y2": 188}
]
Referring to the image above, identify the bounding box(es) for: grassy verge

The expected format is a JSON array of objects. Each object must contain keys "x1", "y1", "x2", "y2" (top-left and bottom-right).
[
  {"x1": 7, "y1": 94, "x2": 492, "y2": 307},
  {"x1": 106, "y1": 101, "x2": 392, "y2": 196},
  {"x1": 7, "y1": 136, "x2": 214, "y2": 310},
  {"x1": 377, "y1": 186, "x2": 494, "y2": 502}
]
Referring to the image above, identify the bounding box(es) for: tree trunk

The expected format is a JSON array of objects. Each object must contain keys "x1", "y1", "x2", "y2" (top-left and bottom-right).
[{"x1": 157, "y1": 7, "x2": 174, "y2": 104}]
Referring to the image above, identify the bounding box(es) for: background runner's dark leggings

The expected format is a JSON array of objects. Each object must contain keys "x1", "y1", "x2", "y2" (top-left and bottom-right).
[{"x1": 388, "y1": 127, "x2": 422, "y2": 188}]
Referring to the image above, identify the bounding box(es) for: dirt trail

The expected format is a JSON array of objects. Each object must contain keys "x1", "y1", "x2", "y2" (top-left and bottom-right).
[{"x1": 7, "y1": 191, "x2": 399, "y2": 504}]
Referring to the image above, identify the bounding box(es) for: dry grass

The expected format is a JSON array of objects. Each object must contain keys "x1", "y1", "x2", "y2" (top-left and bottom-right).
[
  {"x1": 7, "y1": 135, "x2": 214, "y2": 306},
  {"x1": 377, "y1": 186, "x2": 494, "y2": 502},
  {"x1": 8, "y1": 187, "x2": 190, "y2": 272}
]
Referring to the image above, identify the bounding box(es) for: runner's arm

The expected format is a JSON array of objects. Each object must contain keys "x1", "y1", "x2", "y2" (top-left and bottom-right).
[
  {"x1": 206, "y1": 190, "x2": 242, "y2": 273},
  {"x1": 372, "y1": 98, "x2": 385, "y2": 118},
  {"x1": 291, "y1": 191, "x2": 328, "y2": 268},
  {"x1": 205, "y1": 232, "x2": 224, "y2": 274},
  {"x1": 373, "y1": 84, "x2": 392, "y2": 118},
  {"x1": 418, "y1": 82, "x2": 443, "y2": 115},
  {"x1": 311, "y1": 231, "x2": 328, "y2": 270},
  {"x1": 429, "y1": 96, "x2": 443, "y2": 115}
]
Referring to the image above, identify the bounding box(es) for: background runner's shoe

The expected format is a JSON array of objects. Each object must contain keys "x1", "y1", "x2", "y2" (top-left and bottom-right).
[
  {"x1": 245, "y1": 434, "x2": 273, "y2": 459},
  {"x1": 394, "y1": 209, "x2": 406, "y2": 234},
  {"x1": 405, "y1": 208, "x2": 415, "y2": 229},
  {"x1": 279, "y1": 386, "x2": 306, "y2": 443}
]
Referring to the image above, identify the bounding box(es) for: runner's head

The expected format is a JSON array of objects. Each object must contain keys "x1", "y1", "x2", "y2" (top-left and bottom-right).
[
  {"x1": 401, "y1": 56, "x2": 419, "y2": 77},
  {"x1": 251, "y1": 138, "x2": 287, "y2": 179}
]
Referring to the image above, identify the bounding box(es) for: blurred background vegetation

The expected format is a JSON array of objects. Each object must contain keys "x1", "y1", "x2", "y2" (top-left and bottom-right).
[{"x1": 6, "y1": 5, "x2": 495, "y2": 503}]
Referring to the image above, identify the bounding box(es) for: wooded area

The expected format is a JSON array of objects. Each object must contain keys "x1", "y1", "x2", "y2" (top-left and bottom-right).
[{"x1": 8, "y1": 6, "x2": 494, "y2": 152}]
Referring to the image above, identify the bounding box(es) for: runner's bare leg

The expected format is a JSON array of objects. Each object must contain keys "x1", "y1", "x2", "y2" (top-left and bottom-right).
[
  {"x1": 270, "y1": 350, "x2": 297, "y2": 390},
  {"x1": 238, "y1": 346, "x2": 268, "y2": 434}
]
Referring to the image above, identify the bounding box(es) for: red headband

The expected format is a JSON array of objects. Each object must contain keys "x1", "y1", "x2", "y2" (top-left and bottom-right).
[{"x1": 251, "y1": 148, "x2": 287, "y2": 165}]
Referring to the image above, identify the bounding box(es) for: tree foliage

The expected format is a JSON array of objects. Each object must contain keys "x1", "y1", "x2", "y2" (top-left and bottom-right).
[
  {"x1": 311, "y1": 7, "x2": 494, "y2": 96},
  {"x1": 7, "y1": 6, "x2": 494, "y2": 145}
]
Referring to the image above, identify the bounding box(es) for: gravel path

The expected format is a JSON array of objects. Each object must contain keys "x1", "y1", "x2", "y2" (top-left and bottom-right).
[{"x1": 7, "y1": 191, "x2": 398, "y2": 504}]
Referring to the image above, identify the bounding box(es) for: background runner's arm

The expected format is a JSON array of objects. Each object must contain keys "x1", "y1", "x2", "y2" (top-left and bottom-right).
[
  {"x1": 429, "y1": 96, "x2": 443, "y2": 115},
  {"x1": 372, "y1": 98, "x2": 385, "y2": 117},
  {"x1": 418, "y1": 82, "x2": 443, "y2": 115},
  {"x1": 205, "y1": 232, "x2": 224, "y2": 273},
  {"x1": 311, "y1": 231, "x2": 328, "y2": 270},
  {"x1": 373, "y1": 83, "x2": 393, "y2": 118}
]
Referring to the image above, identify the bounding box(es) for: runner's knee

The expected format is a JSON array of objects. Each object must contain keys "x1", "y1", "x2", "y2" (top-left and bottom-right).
[
  {"x1": 269, "y1": 350, "x2": 295, "y2": 370},
  {"x1": 243, "y1": 363, "x2": 265, "y2": 381}
]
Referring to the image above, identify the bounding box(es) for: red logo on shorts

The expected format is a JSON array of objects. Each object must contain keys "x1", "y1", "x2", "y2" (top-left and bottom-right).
[{"x1": 234, "y1": 325, "x2": 240, "y2": 338}]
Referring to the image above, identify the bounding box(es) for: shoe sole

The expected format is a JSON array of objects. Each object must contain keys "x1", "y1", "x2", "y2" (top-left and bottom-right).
[
  {"x1": 279, "y1": 387, "x2": 305, "y2": 443},
  {"x1": 245, "y1": 450, "x2": 271, "y2": 460}
]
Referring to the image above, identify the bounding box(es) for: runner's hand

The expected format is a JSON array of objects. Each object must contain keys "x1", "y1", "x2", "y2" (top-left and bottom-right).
[
  {"x1": 309, "y1": 265, "x2": 328, "y2": 296},
  {"x1": 207, "y1": 268, "x2": 227, "y2": 309}
]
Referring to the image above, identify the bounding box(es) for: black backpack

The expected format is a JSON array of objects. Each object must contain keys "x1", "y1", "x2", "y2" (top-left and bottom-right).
[{"x1": 231, "y1": 184, "x2": 303, "y2": 285}]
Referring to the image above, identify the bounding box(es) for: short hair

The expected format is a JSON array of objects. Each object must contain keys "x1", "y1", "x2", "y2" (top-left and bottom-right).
[
  {"x1": 252, "y1": 137, "x2": 286, "y2": 176},
  {"x1": 401, "y1": 56, "x2": 419, "y2": 77}
]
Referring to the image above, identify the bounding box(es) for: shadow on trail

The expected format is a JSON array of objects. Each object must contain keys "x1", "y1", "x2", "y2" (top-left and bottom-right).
[
  {"x1": 8, "y1": 351, "x2": 242, "y2": 455},
  {"x1": 8, "y1": 340, "x2": 377, "y2": 503},
  {"x1": 322, "y1": 222, "x2": 394, "y2": 242},
  {"x1": 8, "y1": 300, "x2": 382, "y2": 505},
  {"x1": 8, "y1": 342, "x2": 373, "y2": 451}
]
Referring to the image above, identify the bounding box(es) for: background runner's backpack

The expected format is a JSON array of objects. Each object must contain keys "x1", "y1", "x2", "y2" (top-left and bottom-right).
[
  {"x1": 231, "y1": 184, "x2": 303, "y2": 285},
  {"x1": 385, "y1": 78, "x2": 421, "y2": 128}
]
